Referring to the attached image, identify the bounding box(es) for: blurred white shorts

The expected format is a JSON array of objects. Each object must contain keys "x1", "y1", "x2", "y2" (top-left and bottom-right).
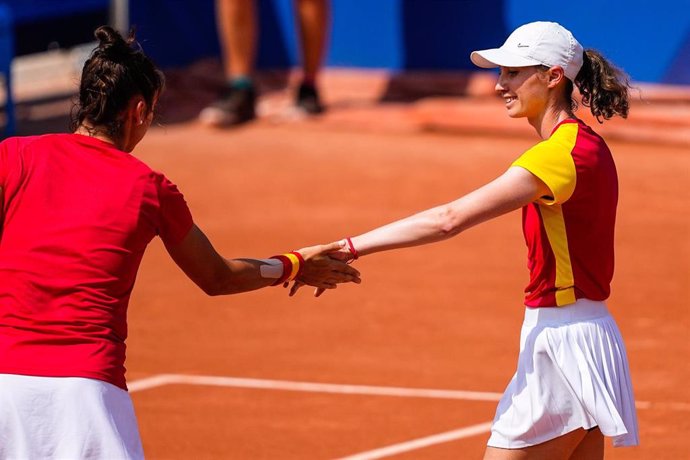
[
  {"x1": 488, "y1": 298, "x2": 639, "y2": 449},
  {"x1": 0, "y1": 374, "x2": 144, "y2": 459}
]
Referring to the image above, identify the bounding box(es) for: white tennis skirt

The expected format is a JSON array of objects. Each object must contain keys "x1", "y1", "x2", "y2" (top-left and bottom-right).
[
  {"x1": 487, "y1": 298, "x2": 639, "y2": 449},
  {"x1": 0, "y1": 374, "x2": 144, "y2": 459}
]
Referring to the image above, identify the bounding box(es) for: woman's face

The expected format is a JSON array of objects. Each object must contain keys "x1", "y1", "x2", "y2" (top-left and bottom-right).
[{"x1": 495, "y1": 66, "x2": 549, "y2": 120}]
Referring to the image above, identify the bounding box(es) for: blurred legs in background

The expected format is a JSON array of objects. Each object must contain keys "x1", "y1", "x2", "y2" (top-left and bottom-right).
[{"x1": 200, "y1": 0, "x2": 329, "y2": 127}]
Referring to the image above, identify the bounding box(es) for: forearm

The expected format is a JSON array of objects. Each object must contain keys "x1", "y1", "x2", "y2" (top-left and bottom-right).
[
  {"x1": 350, "y1": 204, "x2": 461, "y2": 257},
  {"x1": 348, "y1": 167, "x2": 543, "y2": 257},
  {"x1": 166, "y1": 225, "x2": 302, "y2": 296},
  {"x1": 202, "y1": 257, "x2": 287, "y2": 296},
  {"x1": 166, "y1": 226, "x2": 358, "y2": 296}
]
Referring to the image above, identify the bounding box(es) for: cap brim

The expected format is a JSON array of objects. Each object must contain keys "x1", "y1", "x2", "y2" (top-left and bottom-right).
[{"x1": 470, "y1": 48, "x2": 542, "y2": 69}]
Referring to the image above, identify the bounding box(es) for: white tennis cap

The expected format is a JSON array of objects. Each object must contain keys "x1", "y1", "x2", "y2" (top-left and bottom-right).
[{"x1": 470, "y1": 21, "x2": 584, "y2": 81}]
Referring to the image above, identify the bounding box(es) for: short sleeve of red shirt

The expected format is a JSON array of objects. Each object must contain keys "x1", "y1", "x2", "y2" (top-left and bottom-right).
[{"x1": 156, "y1": 174, "x2": 194, "y2": 245}]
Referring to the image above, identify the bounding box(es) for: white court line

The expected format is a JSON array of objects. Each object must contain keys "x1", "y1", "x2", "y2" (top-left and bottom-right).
[
  {"x1": 127, "y1": 374, "x2": 688, "y2": 458},
  {"x1": 128, "y1": 374, "x2": 498, "y2": 459},
  {"x1": 335, "y1": 422, "x2": 494, "y2": 460},
  {"x1": 128, "y1": 374, "x2": 179, "y2": 392},
  {"x1": 128, "y1": 373, "x2": 504, "y2": 401},
  {"x1": 128, "y1": 373, "x2": 681, "y2": 412}
]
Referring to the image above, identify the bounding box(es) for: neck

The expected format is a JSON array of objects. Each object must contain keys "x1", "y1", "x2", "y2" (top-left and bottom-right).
[
  {"x1": 529, "y1": 107, "x2": 574, "y2": 140},
  {"x1": 75, "y1": 124, "x2": 125, "y2": 151}
]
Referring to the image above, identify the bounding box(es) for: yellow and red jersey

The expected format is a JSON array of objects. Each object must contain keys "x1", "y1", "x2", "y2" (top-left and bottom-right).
[{"x1": 512, "y1": 119, "x2": 618, "y2": 307}]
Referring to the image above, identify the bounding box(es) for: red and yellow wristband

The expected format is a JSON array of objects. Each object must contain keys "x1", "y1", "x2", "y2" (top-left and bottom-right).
[{"x1": 269, "y1": 251, "x2": 305, "y2": 286}]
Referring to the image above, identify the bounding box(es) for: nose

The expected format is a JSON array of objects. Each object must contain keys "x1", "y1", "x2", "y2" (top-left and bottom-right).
[
  {"x1": 495, "y1": 78, "x2": 505, "y2": 93},
  {"x1": 495, "y1": 71, "x2": 506, "y2": 93}
]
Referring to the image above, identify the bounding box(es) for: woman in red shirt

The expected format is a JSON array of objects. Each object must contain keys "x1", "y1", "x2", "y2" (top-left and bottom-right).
[
  {"x1": 0, "y1": 26, "x2": 359, "y2": 458},
  {"x1": 314, "y1": 21, "x2": 638, "y2": 459}
]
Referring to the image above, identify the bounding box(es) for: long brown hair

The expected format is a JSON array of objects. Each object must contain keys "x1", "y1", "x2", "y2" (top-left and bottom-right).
[
  {"x1": 572, "y1": 49, "x2": 632, "y2": 123},
  {"x1": 71, "y1": 26, "x2": 165, "y2": 136}
]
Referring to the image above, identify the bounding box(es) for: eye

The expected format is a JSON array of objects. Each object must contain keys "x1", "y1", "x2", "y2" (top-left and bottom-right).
[{"x1": 500, "y1": 68, "x2": 519, "y2": 78}]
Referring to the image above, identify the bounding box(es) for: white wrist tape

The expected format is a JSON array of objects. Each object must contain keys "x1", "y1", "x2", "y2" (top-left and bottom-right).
[{"x1": 258, "y1": 258, "x2": 283, "y2": 279}]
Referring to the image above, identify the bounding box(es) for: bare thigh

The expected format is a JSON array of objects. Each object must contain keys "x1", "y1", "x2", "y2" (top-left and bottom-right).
[
  {"x1": 570, "y1": 427, "x2": 604, "y2": 460},
  {"x1": 483, "y1": 428, "x2": 603, "y2": 460}
]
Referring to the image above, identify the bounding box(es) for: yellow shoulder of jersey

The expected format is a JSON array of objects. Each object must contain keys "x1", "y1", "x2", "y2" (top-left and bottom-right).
[{"x1": 511, "y1": 123, "x2": 578, "y2": 205}]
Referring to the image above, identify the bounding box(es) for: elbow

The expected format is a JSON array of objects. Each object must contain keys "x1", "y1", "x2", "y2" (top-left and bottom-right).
[
  {"x1": 202, "y1": 283, "x2": 241, "y2": 297},
  {"x1": 197, "y1": 274, "x2": 234, "y2": 296},
  {"x1": 437, "y1": 205, "x2": 464, "y2": 237},
  {"x1": 200, "y1": 281, "x2": 224, "y2": 296},
  {"x1": 203, "y1": 285, "x2": 224, "y2": 297}
]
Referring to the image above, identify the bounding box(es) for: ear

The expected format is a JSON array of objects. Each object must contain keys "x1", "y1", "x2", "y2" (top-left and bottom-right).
[
  {"x1": 125, "y1": 96, "x2": 148, "y2": 126},
  {"x1": 134, "y1": 98, "x2": 148, "y2": 126},
  {"x1": 546, "y1": 66, "x2": 566, "y2": 88}
]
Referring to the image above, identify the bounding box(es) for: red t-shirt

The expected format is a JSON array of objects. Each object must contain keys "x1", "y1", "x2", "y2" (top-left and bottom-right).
[
  {"x1": 511, "y1": 119, "x2": 618, "y2": 307},
  {"x1": 0, "y1": 134, "x2": 194, "y2": 390}
]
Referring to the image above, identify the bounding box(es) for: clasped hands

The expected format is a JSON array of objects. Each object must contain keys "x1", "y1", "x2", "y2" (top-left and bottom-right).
[{"x1": 287, "y1": 240, "x2": 359, "y2": 297}]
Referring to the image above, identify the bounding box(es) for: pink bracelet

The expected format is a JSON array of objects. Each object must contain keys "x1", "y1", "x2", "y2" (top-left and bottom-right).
[{"x1": 345, "y1": 237, "x2": 359, "y2": 261}]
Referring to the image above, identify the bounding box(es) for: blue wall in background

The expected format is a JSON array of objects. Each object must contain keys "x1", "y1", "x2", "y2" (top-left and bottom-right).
[
  {"x1": 131, "y1": 0, "x2": 690, "y2": 84},
  {"x1": 503, "y1": 0, "x2": 690, "y2": 84}
]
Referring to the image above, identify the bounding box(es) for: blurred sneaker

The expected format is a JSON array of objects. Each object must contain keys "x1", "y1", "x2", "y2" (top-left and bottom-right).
[
  {"x1": 295, "y1": 83, "x2": 324, "y2": 115},
  {"x1": 199, "y1": 86, "x2": 256, "y2": 127}
]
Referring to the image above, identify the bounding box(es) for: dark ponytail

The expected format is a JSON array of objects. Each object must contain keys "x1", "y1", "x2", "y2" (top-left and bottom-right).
[
  {"x1": 71, "y1": 26, "x2": 165, "y2": 136},
  {"x1": 573, "y1": 49, "x2": 631, "y2": 123}
]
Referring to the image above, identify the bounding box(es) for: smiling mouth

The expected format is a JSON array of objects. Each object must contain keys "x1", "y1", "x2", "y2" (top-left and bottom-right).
[{"x1": 505, "y1": 96, "x2": 516, "y2": 104}]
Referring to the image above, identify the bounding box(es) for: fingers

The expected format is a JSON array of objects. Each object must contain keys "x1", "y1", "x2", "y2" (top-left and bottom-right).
[
  {"x1": 288, "y1": 280, "x2": 338, "y2": 296},
  {"x1": 328, "y1": 250, "x2": 352, "y2": 262},
  {"x1": 288, "y1": 241, "x2": 362, "y2": 294},
  {"x1": 289, "y1": 281, "x2": 305, "y2": 297},
  {"x1": 296, "y1": 240, "x2": 346, "y2": 260},
  {"x1": 333, "y1": 271, "x2": 361, "y2": 285},
  {"x1": 307, "y1": 271, "x2": 360, "y2": 286},
  {"x1": 319, "y1": 256, "x2": 360, "y2": 276},
  {"x1": 319, "y1": 240, "x2": 346, "y2": 253},
  {"x1": 295, "y1": 259, "x2": 361, "y2": 288},
  {"x1": 330, "y1": 264, "x2": 361, "y2": 284},
  {"x1": 341, "y1": 263, "x2": 361, "y2": 279}
]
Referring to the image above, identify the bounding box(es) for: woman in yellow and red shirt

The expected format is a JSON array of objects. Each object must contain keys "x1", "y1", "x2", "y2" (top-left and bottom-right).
[{"x1": 318, "y1": 21, "x2": 638, "y2": 459}]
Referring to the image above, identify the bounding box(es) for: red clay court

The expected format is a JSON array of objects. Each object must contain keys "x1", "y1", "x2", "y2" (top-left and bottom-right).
[{"x1": 12, "y1": 61, "x2": 690, "y2": 458}]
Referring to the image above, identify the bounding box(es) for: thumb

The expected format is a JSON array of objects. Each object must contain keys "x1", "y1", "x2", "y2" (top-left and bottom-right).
[
  {"x1": 297, "y1": 240, "x2": 346, "y2": 260},
  {"x1": 320, "y1": 240, "x2": 346, "y2": 253}
]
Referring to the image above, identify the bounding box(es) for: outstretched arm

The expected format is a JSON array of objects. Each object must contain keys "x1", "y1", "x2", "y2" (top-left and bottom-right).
[
  {"x1": 347, "y1": 166, "x2": 549, "y2": 257},
  {"x1": 296, "y1": 167, "x2": 548, "y2": 297},
  {"x1": 164, "y1": 224, "x2": 360, "y2": 296}
]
